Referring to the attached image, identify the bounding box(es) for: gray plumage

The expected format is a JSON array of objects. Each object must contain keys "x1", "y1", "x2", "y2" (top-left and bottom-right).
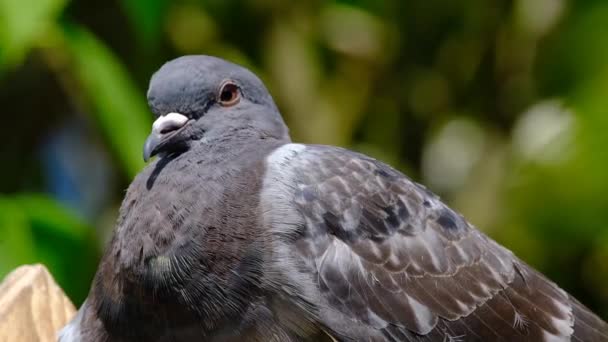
[{"x1": 60, "y1": 55, "x2": 608, "y2": 342}]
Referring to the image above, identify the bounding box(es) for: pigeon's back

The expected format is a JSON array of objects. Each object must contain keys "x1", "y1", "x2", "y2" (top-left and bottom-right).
[{"x1": 260, "y1": 143, "x2": 608, "y2": 342}]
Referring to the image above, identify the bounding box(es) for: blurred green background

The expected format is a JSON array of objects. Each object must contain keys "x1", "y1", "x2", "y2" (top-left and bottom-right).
[{"x1": 1, "y1": 0, "x2": 607, "y2": 319}]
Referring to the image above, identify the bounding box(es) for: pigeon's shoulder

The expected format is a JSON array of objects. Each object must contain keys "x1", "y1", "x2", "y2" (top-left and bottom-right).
[{"x1": 260, "y1": 144, "x2": 602, "y2": 341}]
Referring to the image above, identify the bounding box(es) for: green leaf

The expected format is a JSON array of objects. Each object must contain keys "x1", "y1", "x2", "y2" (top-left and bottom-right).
[
  {"x1": 120, "y1": 0, "x2": 169, "y2": 48},
  {"x1": 0, "y1": 198, "x2": 36, "y2": 277},
  {"x1": 62, "y1": 24, "x2": 151, "y2": 178},
  {"x1": 569, "y1": 5, "x2": 608, "y2": 164},
  {"x1": 0, "y1": 0, "x2": 67, "y2": 68},
  {"x1": 16, "y1": 194, "x2": 99, "y2": 304},
  {"x1": 15, "y1": 194, "x2": 90, "y2": 241}
]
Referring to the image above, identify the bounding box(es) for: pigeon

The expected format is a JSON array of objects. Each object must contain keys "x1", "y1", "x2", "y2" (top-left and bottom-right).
[{"x1": 60, "y1": 55, "x2": 608, "y2": 342}]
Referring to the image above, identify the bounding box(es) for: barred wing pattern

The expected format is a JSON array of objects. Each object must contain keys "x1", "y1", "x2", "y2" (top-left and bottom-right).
[{"x1": 263, "y1": 144, "x2": 608, "y2": 341}]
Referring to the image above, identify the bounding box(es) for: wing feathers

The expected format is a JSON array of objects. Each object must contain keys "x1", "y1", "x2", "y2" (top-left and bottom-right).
[
  {"x1": 262, "y1": 144, "x2": 608, "y2": 341},
  {"x1": 569, "y1": 295, "x2": 608, "y2": 341}
]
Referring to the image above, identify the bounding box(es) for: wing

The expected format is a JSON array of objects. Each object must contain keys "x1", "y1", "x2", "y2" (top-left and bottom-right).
[{"x1": 261, "y1": 144, "x2": 608, "y2": 342}]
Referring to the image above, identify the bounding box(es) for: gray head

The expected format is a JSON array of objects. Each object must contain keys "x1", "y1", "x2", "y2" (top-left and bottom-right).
[{"x1": 143, "y1": 55, "x2": 288, "y2": 161}]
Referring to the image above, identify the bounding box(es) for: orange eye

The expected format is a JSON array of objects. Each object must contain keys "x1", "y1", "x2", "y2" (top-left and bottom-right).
[{"x1": 218, "y1": 81, "x2": 240, "y2": 106}]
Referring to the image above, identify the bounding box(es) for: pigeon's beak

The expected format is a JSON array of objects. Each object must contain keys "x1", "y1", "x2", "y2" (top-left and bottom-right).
[{"x1": 143, "y1": 112, "x2": 189, "y2": 162}]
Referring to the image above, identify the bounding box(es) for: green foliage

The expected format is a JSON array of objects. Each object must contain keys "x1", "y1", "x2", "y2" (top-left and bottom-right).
[
  {"x1": 0, "y1": 0, "x2": 67, "y2": 67},
  {"x1": 0, "y1": 195, "x2": 98, "y2": 304},
  {"x1": 0, "y1": 199, "x2": 36, "y2": 274},
  {"x1": 62, "y1": 23, "x2": 151, "y2": 178},
  {"x1": 0, "y1": 0, "x2": 607, "y2": 319},
  {"x1": 120, "y1": 0, "x2": 169, "y2": 48}
]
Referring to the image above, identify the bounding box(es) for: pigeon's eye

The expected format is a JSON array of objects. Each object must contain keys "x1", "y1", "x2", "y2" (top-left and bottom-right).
[{"x1": 218, "y1": 81, "x2": 240, "y2": 107}]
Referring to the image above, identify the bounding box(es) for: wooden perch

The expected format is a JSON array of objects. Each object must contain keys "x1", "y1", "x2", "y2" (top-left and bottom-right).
[{"x1": 0, "y1": 264, "x2": 76, "y2": 342}]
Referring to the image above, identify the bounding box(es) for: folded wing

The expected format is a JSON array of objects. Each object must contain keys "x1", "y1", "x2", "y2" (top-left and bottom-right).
[{"x1": 262, "y1": 144, "x2": 608, "y2": 341}]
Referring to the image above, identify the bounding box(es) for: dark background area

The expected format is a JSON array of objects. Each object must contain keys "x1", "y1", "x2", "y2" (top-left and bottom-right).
[{"x1": 1, "y1": 0, "x2": 607, "y2": 319}]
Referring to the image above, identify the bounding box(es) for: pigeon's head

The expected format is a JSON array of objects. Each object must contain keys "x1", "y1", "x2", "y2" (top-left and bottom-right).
[{"x1": 143, "y1": 55, "x2": 288, "y2": 161}]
